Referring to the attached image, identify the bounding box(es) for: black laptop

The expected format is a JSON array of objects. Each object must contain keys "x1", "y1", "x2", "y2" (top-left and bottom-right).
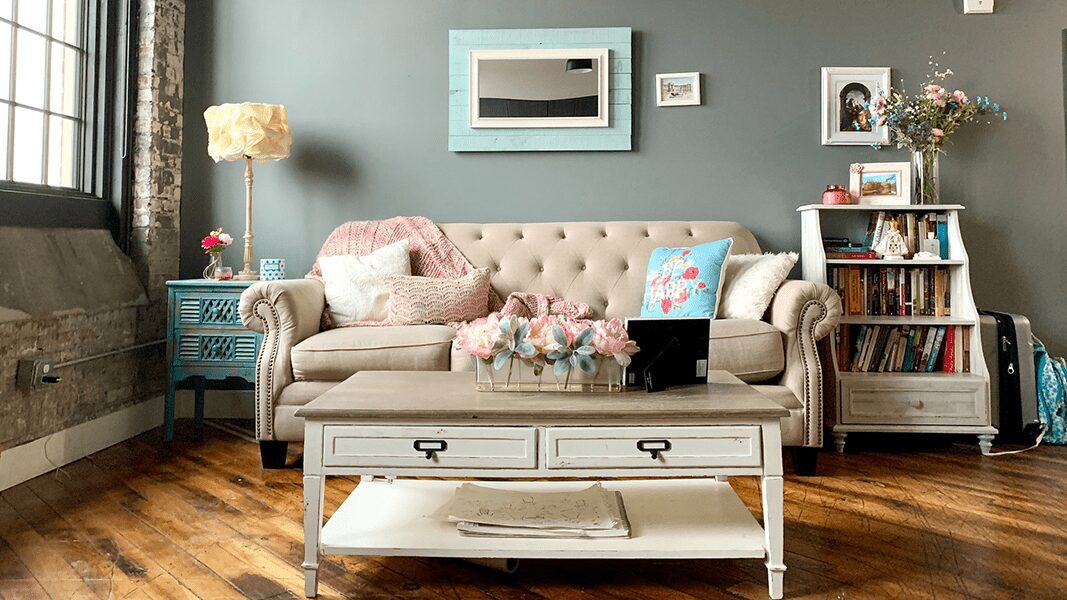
[{"x1": 623, "y1": 317, "x2": 711, "y2": 392}]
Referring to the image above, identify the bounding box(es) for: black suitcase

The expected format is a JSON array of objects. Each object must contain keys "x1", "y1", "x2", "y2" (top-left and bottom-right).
[{"x1": 979, "y1": 310, "x2": 1040, "y2": 442}]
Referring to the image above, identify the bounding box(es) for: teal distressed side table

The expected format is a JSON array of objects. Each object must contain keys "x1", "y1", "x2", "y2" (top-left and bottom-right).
[{"x1": 165, "y1": 279, "x2": 262, "y2": 441}]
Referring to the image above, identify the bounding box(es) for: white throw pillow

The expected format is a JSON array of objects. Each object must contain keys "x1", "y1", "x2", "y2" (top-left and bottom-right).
[
  {"x1": 318, "y1": 240, "x2": 411, "y2": 324},
  {"x1": 718, "y1": 252, "x2": 799, "y2": 320}
]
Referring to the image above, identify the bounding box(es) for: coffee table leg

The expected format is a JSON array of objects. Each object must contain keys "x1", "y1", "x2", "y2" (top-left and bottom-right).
[
  {"x1": 761, "y1": 421, "x2": 786, "y2": 599},
  {"x1": 303, "y1": 425, "x2": 325, "y2": 597}
]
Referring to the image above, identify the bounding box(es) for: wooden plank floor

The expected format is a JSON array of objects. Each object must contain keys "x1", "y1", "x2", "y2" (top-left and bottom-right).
[{"x1": 1, "y1": 424, "x2": 1065, "y2": 600}]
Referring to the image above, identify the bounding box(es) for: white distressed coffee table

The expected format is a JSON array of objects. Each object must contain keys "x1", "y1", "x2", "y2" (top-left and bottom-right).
[{"x1": 296, "y1": 370, "x2": 789, "y2": 599}]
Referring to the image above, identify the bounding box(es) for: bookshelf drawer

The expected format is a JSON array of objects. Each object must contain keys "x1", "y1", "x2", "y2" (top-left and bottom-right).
[
  {"x1": 544, "y1": 426, "x2": 762, "y2": 469},
  {"x1": 839, "y1": 376, "x2": 987, "y2": 425}
]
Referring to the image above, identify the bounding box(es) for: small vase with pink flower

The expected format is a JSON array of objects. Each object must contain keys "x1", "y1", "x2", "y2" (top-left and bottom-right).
[{"x1": 201, "y1": 227, "x2": 235, "y2": 280}]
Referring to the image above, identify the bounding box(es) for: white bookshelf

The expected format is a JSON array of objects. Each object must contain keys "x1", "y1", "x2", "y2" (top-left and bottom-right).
[{"x1": 797, "y1": 204, "x2": 995, "y2": 454}]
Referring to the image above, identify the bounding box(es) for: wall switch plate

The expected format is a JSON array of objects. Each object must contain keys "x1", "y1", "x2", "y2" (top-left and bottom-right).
[
  {"x1": 16, "y1": 359, "x2": 59, "y2": 390},
  {"x1": 964, "y1": 0, "x2": 994, "y2": 14}
]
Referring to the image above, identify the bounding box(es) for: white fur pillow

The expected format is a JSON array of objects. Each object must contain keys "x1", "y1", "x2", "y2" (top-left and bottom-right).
[
  {"x1": 318, "y1": 239, "x2": 411, "y2": 324},
  {"x1": 718, "y1": 252, "x2": 799, "y2": 320}
]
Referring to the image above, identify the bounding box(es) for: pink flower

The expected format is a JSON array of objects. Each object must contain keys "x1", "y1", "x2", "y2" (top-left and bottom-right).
[
  {"x1": 869, "y1": 95, "x2": 888, "y2": 116},
  {"x1": 456, "y1": 315, "x2": 504, "y2": 360},
  {"x1": 924, "y1": 84, "x2": 947, "y2": 107},
  {"x1": 218, "y1": 232, "x2": 234, "y2": 245},
  {"x1": 590, "y1": 318, "x2": 640, "y2": 366},
  {"x1": 660, "y1": 299, "x2": 672, "y2": 314},
  {"x1": 681, "y1": 250, "x2": 692, "y2": 257},
  {"x1": 682, "y1": 267, "x2": 699, "y2": 280},
  {"x1": 697, "y1": 281, "x2": 707, "y2": 289},
  {"x1": 932, "y1": 128, "x2": 944, "y2": 138},
  {"x1": 952, "y1": 90, "x2": 968, "y2": 105},
  {"x1": 201, "y1": 235, "x2": 220, "y2": 250}
]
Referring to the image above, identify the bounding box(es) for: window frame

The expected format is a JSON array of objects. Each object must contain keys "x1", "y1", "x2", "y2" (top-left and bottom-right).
[{"x1": 0, "y1": 0, "x2": 136, "y2": 243}]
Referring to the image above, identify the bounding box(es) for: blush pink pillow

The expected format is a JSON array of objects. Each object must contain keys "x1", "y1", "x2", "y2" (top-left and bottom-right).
[{"x1": 385, "y1": 268, "x2": 492, "y2": 325}]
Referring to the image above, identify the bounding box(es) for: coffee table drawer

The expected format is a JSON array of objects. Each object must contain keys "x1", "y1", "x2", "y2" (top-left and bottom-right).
[
  {"x1": 544, "y1": 426, "x2": 762, "y2": 469},
  {"x1": 322, "y1": 426, "x2": 537, "y2": 469}
]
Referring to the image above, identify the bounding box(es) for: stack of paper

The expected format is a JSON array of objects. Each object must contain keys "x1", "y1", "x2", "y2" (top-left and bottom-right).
[{"x1": 432, "y1": 483, "x2": 631, "y2": 539}]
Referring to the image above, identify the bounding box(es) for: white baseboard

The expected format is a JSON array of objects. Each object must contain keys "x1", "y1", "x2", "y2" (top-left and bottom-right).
[{"x1": 0, "y1": 390, "x2": 256, "y2": 492}]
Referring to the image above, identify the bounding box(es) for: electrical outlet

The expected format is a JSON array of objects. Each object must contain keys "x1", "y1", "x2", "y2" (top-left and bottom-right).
[
  {"x1": 964, "y1": 0, "x2": 994, "y2": 14},
  {"x1": 16, "y1": 359, "x2": 61, "y2": 390}
]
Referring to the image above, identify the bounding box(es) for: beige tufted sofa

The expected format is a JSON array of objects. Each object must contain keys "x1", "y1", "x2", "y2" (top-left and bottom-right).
[{"x1": 239, "y1": 221, "x2": 842, "y2": 474}]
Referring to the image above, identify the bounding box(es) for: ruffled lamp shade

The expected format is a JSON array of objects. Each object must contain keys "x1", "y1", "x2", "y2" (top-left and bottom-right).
[
  {"x1": 204, "y1": 102, "x2": 292, "y2": 280},
  {"x1": 204, "y1": 103, "x2": 291, "y2": 162}
]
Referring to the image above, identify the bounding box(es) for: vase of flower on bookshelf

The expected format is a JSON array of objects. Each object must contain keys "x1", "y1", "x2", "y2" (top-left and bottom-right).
[
  {"x1": 867, "y1": 55, "x2": 1006, "y2": 206},
  {"x1": 912, "y1": 147, "x2": 941, "y2": 205}
]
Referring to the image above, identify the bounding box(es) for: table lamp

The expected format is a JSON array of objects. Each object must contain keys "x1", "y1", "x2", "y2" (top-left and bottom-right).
[{"x1": 204, "y1": 102, "x2": 292, "y2": 280}]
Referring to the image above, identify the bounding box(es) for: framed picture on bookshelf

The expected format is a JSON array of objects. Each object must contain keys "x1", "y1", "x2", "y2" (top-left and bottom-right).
[
  {"x1": 849, "y1": 161, "x2": 912, "y2": 205},
  {"x1": 820, "y1": 67, "x2": 891, "y2": 146}
]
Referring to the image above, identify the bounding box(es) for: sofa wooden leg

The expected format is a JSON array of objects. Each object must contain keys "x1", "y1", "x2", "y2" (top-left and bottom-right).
[
  {"x1": 793, "y1": 447, "x2": 818, "y2": 476},
  {"x1": 260, "y1": 441, "x2": 289, "y2": 469}
]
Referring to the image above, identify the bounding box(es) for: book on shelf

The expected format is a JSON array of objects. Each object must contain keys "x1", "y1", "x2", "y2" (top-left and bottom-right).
[
  {"x1": 841, "y1": 325, "x2": 967, "y2": 373},
  {"x1": 829, "y1": 266, "x2": 951, "y2": 317},
  {"x1": 853, "y1": 211, "x2": 953, "y2": 259}
]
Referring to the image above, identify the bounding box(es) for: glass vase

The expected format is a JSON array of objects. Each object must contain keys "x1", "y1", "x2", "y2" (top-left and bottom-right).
[
  {"x1": 203, "y1": 253, "x2": 224, "y2": 279},
  {"x1": 912, "y1": 148, "x2": 941, "y2": 205},
  {"x1": 474, "y1": 355, "x2": 623, "y2": 393}
]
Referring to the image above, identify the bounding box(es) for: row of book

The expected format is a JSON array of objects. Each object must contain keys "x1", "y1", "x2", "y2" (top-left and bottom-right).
[
  {"x1": 863, "y1": 211, "x2": 949, "y2": 259},
  {"x1": 830, "y1": 266, "x2": 952, "y2": 317},
  {"x1": 837, "y1": 325, "x2": 970, "y2": 373}
]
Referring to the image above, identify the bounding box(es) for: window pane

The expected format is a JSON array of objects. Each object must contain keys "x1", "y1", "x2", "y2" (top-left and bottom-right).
[
  {"x1": 0, "y1": 104, "x2": 8, "y2": 180},
  {"x1": 16, "y1": 0, "x2": 47, "y2": 34},
  {"x1": 49, "y1": 42, "x2": 80, "y2": 116},
  {"x1": 51, "y1": 0, "x2": 84, "y2": 46},
  {"x1": 12, "y1": 106, "x2": 43, "y2": 184},
  {"x1": 15, "y1": 29, "x2": 46, "y2": 109},
  {"x1": 0, "y1": 0, "x2": 11, "y2": 20},
  {"x1": 0, "y1": 23, "x2": 10, "y2": 101},
  {"x1": 47, "y1": 114, "x2": 76, "y2": 187}
]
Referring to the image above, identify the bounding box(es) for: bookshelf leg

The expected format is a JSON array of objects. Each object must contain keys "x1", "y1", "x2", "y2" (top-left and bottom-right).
[
  {"x1": 977, "y1": 434, "x2": 994, "y2": 455},
  {"x1": 833, "y1": 432, "x2": 847, "y2": 453}
]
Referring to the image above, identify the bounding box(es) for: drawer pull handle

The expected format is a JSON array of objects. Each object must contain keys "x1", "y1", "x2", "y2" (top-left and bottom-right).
[
  {"x1": 636, "y1": 439, "x2": 671, "y2": 460},
  {"x1": 413, "y1": 439, "x2": 447, "y2": 460}
]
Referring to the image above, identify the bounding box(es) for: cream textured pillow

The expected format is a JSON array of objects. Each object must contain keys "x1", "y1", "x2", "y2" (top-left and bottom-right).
[
  {"x1": 385, "y1": 268, "x2": 492, "y2": 325},
  {"x1": 718, "y1": 252, "x2": 799, "y2": 320},
  {"x1": 318, "y1": 239, "x2": 411, "y2": 325}
]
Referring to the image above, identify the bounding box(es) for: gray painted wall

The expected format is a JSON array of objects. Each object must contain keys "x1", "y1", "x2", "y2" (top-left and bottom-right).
[{"x1": 182, "y1": 0, "x2": 1067, "y2": 353}]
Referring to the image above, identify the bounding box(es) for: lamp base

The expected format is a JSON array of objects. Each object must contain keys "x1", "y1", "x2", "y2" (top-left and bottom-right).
[{"x1": 235, "y1": 269, "x2": 259, "y2": 281}]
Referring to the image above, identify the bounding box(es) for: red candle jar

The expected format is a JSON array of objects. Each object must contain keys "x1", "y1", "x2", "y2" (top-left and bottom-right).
[{"x1": 821, "y1": 185, "x2": 852, "y2": 205}]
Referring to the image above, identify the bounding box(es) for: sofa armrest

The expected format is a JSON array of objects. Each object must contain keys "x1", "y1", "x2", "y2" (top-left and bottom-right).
[
  {"x1": 239, "y1": 279, "x2": 325, "y2": 440},
  {"x1": 766, "y1": 280, "x2": 843, "y2": 448}
]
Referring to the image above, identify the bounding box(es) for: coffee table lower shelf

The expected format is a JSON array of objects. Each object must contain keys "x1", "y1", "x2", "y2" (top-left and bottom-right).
[{"x1": 321, "y1": 478, "x2": 767, "y2": 559}]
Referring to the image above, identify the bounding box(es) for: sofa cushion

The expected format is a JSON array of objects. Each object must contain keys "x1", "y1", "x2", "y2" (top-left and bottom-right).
[
  {"x1": 709, "y1": 319, "x2": 784, "y2": 383},
  {"x1": 292, "y1": 325, "x2": 456, "y2": 381}
]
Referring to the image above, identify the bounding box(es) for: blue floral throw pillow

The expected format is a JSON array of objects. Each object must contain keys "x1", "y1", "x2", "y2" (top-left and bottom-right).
[{"x1": 640, "y1": 238, "x2": 734, "y2": 318}]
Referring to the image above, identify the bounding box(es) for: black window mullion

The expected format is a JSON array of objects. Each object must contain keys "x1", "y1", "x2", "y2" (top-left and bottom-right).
[
  {"x1": 6, "y1": 0, "x2": 17, "y2": 180},
  {"x1": 41, "y1": 0, "x2": 53, "y2": 185}
]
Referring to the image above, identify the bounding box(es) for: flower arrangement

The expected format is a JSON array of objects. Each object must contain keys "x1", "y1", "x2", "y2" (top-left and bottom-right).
[
  {"x1": 867, "y1": 55, "x2": 1006, "y2": 203},
  {"x1": 201, "y1": 227, "x2": 234, "y2": 254},
  {"x1": 456, "y1": 315, "x2": 639, "y2": 391},
  {"x1": 201, "y1": 227, "x2": 234, "y2": 279}
]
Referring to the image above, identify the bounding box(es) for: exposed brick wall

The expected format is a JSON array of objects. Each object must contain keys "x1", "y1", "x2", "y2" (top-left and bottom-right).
[{"x1": 0, "y1": 0, "x2": 184, "y2": 452}]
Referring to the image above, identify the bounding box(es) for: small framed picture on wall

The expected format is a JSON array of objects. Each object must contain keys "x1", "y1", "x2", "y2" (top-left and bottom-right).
[
  {"x1": 849, "y1": 162, "x2": 912, "y2": 205},
  {"x1": 656, "y1": 72, "x2": 701, "y2": 107},
  {"x1": 821, "y1": 67, "x2": 891, "y2": 145}
]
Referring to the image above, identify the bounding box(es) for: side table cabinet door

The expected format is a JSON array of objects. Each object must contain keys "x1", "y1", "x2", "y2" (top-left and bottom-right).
[
  {"x1": 175, "y1": 332, "x2": 260, "y2": 366},
  {"x1": 175, "y1": 292, "x2": 243, "y2": 327}
]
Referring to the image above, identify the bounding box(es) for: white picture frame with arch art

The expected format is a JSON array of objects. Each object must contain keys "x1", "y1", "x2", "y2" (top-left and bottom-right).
[{"x1": 821, "y1": 67, "x2": 891, "y2": 146}]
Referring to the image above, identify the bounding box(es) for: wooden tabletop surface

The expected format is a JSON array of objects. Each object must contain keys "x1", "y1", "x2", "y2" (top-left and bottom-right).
[{"x1": 295, "y1": 370, "x2": 789, "y2": 421}]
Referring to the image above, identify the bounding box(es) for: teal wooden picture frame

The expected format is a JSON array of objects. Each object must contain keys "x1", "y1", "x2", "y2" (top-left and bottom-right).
[{"x1": 448, "y1": 27, "x2": 632, "y2": 152}]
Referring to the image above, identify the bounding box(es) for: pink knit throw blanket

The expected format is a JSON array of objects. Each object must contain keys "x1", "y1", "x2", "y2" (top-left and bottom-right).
[{"x1": 307, "y1": 216, "x2": 591, "y2": 325}]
